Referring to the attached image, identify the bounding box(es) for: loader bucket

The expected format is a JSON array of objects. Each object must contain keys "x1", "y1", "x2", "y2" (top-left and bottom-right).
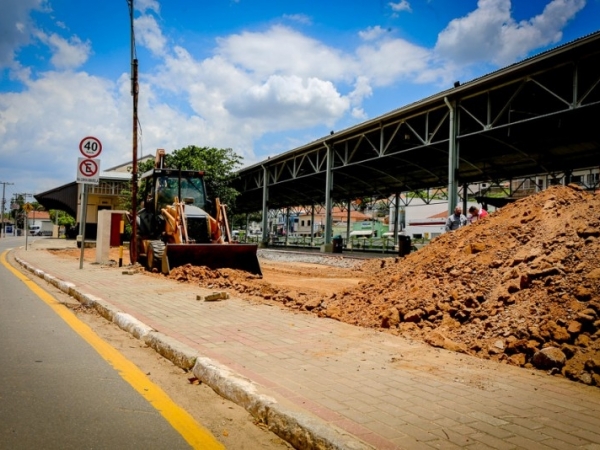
[{"x1": 162, "y1": 243, "x2": 262, "y2": 276}]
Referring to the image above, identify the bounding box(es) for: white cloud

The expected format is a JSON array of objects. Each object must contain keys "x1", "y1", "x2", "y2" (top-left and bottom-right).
[
  {"x1": 146, "y1": 25, "x2": 358, "y2": 139},
  {"x1": 282, "y1": 14, "x2": 312, "y2": 25},
  {"x1": 356, "y1": 37, "x2": 434, "y2": 86},
  {"x1": 435, "y1": 0, "x2": 586, "y2": 66},
  {"x1": 135, "y1": 0, "x2": 160, "y2": 14},
  {"x1": 0, "y1": 66, "x2": 251, "y2": 192},
  {"x1": 135, "y1": 14, "x2": 167, "y2": 57},
  {"x1": 348, "y1": 76, "x2": 371, "y2": 120},
  {"x1": 359, "y1": 26, "x2": 389, "y2": 41},
  {"x1": 35, "y1": 31, "x2": 91, "y2": 69},
  {"x1": 351, "y1": 107, "x2": 367, "y2": 120},
  {"x1": 215, "y1": 25, "x2": 355, "y2": 82},
  {"x1": 0, "y1": 70, "x2": 128, "y2": 192},
  {"x1": 226, "y1": 75, "x2": 349, "y2": 129},
  {"x1": 348, "y1": 76, "x2": 373, "y2": 107},
  {"x1": 389, "y1": 1, "x2": 412, "y2": 13},
  {"x1": 0, "y1": 0, "x2": 47, "y2": 69},
  {"x1": 153, "y1": 47, "x2": 252, "y2": 123}
]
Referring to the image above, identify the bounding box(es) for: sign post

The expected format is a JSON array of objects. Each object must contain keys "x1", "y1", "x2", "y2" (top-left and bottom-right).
[
  {"x1": 78, "y1": 185, "x2": 88, "y2": 269},
  {"x1": 77, "y1": 136, "x2": 102, "y2": 269},
  {"x1": 23, "y1": 202, "x2": 33, "y2": 251}
]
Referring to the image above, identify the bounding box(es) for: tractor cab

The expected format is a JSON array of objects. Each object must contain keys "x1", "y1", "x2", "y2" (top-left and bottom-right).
[
  {"x1": 141, "y1": 169, "x2": 208, "y2": 213},
  {"x1": 138, "y1": 168, "x2": 214, "y2": 242}
]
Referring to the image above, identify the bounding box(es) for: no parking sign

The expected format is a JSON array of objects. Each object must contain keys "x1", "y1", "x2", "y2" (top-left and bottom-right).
[{"x1": 77, "y1": 157, "x2": 100, "y2": 184}]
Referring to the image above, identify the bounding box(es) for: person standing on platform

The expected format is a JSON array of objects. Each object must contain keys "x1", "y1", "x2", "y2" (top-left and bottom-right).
[
  {"x1": 445, "y1": 206, "x2": 468, "y2": 232},
  {"x1": 468, "y1": 205, "x2": 488, "y2": 223}
]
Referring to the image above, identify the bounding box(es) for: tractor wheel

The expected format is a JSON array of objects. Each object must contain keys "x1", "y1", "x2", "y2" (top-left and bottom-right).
[{"x1": 147, "y1": 240, "x2": 165, "y2": 272}]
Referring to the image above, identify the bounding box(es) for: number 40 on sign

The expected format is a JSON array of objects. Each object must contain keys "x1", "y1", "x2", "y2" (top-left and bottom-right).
[{"x1": 79, "y1": 136, "x2": 102, "y2": 158}]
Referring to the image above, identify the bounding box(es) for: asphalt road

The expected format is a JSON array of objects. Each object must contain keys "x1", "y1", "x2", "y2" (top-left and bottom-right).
[{"x1": 0, "y1": 236, "x2": 217, "y2": 450}]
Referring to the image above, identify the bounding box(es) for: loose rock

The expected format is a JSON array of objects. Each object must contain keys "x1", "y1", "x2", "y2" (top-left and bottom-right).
[{"x1": 532, "y1": 347, "x2": 567, "y2": 370}]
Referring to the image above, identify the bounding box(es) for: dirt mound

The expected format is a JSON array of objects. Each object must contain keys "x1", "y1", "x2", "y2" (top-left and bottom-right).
[
  {"x1": 169, "y1": 259, "x2": 366, "y2": 305},
  {"x1": 314, "y1": 184, "x2": 600, "y2": 386},
  {"x1": 168, "y1": 184, "x2": 600, "y2": 387}
]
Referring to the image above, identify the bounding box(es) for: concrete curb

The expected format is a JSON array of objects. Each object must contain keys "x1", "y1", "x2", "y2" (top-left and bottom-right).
[{"x1": 13, "y1": 254, "x2": 373, "y2": 450}]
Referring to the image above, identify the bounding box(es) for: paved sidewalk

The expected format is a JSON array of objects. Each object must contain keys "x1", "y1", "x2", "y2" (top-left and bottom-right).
[{"x1": 10, "y1": 238, "x2": 600, "y2": 450}]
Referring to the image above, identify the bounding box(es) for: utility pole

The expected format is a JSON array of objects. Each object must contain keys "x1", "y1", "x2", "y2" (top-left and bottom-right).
[
  {"x1": 0, "y1": 181, "x2": 14, "y2": 238},
  {"x1": 128, "y1": 0, "x2": 139, "y2": 264},
  {"x1": 11, "y1": 193, "x2": 20, "y2": 235}
]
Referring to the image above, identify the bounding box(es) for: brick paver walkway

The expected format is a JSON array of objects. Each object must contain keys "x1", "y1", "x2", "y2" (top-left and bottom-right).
[{"x1": 10, "y1": 238, "x2": 600, "y2": 450}]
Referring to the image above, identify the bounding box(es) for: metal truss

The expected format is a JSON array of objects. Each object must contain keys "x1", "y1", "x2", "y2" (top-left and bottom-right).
[{"x1": 232, "y1": 34, "x2": 600, "y2": 247}]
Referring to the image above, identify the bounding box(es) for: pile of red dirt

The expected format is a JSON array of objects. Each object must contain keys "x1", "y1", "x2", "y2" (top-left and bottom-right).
[{"x1": 170, "y1": 184, "x2": 600, "y2": 386}]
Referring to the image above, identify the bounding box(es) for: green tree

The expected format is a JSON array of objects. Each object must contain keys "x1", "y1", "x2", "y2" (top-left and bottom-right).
[
  {"x1": 10, "y1": 195, "x2": 25, "y2": 229},
  {"x1": 49, "y1": 210, "x2": 76, "y2": 227},
  {"x1": 230, "y1": 211, "x2": 261, "y2": 230}
]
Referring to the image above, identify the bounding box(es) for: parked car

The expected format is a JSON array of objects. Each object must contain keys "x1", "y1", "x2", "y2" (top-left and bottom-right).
[{"x1": 29, "y1": 224, "x2": 53, "y2": 236}]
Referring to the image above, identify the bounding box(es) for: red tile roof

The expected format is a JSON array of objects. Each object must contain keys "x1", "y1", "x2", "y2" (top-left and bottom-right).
[{"x1": 27, "y1": 211, "x2": 51, "y2": 220}]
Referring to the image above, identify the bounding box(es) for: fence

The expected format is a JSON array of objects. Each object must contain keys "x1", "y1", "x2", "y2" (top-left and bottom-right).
[{"x1": 236, "y1": 233, "x2": 411, "y2": 254}]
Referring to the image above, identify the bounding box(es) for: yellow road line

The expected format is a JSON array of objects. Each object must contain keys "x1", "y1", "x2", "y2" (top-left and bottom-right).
[{"x1": 1, "y1": 250, "x2": 224, "y2": 450}]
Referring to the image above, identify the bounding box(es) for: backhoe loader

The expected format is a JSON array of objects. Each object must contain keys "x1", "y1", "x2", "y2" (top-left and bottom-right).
[{"x1": 130, "y1": 149, "x2": 262, "y2": 276}]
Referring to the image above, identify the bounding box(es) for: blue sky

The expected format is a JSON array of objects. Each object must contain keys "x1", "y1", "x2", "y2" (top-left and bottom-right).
[{"x1": 0, "y1": 0, "x2": 598, "y2": 204}]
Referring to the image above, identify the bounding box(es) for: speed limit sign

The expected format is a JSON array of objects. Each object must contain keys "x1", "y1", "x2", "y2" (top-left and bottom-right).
[{"x1": 79, "y1": 136, "x2": 102, "y2": 158}]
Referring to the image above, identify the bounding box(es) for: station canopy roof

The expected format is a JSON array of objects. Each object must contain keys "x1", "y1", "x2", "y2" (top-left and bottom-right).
[{"x1": 232, "y1": 31, "x2": 600, "y2": 214}]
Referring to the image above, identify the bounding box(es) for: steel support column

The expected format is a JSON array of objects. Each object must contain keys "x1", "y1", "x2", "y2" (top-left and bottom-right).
[
  {"x1": 285, "y1": 207, "x2": 290, "y2": 245},
  {"x1": 310, "y1": 205, "x2": 315, "y2": 246},
  {"x1": 445, "y1": 97, "x2": 459, "y2": 213},
  {"x1": 346, "y1": 200, "x2": 351, "y2": 241},
  {"x1": 261, "y1": 165, "x2": 269, "y2": 245},
  {"x1": 394, "y1": 192, "x2": 400, "y2": 244},
  {"x1": 323, "y1": 143, "x2": 334, "y2": 248}
]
